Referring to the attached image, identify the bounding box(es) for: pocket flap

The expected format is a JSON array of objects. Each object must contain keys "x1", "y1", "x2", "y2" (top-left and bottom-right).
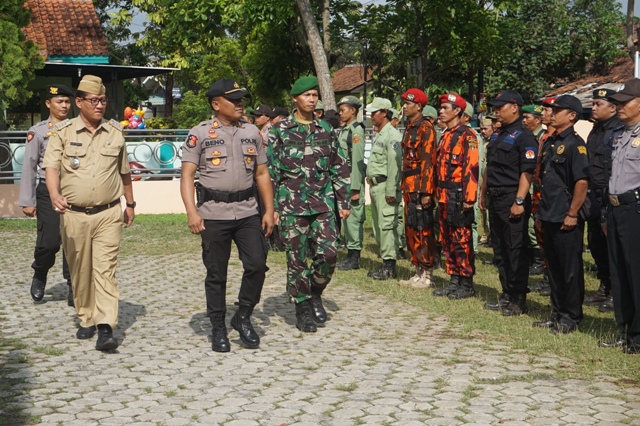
[
  {"x1": 65, "y1": 144, "x2": 88, "y2": 157},
  {"x1": 100, "y1": 147, "x2": 120, "y2": 157},
  {"x1": 242, "y1": 145, "x2": 258, "y2": 156},
  {"x1": 206, "y1": 146, "x2": 227, "y2": 158}
]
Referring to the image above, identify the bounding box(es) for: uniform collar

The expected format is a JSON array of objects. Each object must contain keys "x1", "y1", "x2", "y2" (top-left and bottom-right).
[
  {"x1": 501, "y1": 116, "x2": 524, "y2": 132},
  {"x1": 554, "y1": 125, "x2": 574, "y2": 140},
  {"x1": 378, "y1": 122, "x2": 394, "y2": 135},
  {"x1": 74, "y1": 116, "x2": 106, "y2": 133}
]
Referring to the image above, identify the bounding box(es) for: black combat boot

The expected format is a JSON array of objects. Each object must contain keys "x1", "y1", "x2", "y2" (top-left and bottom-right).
[
  {"x1": 210, "y1": 312, "x2": 230, "y2": 352},
  {"x1": 309, "y1": 289, "x2": 327, "y2": 324},
  {"x1": 485, "y1": 293, "x2": 510, "y2": 311},
  {"x1": 67, "y1": 280, "x2": 74, "y2": 307},
  {"x1": 230, "y1": 305, "x2": 260, "y2": 349},
  {"x1": 295, "y1": 299, "x2": 317, "y2": 333},
  {"x1": 448, "y1": 276, "x2": 476, "y2": 299},
  {"x1": 336, "y1": 250, "x2": 361, "y2": 271},
  {"x1": 538, "y1": 270, "x2": 551, "y2": 296},
  {"x1": 501, "y1": 293, "x2": 528, "y2": 316},
  {"x1": 529, "y1": 249, "x2": 544, "y2": 276},
  {"x1": 433, "y1": 275, "x2": 460, "y2": 297},
  {"x1": 584, "y1": 281, "x2": 609, "y2": 305},
  {"x1": 371, "y1": 259, "x2": 397, "y2": 280},
  {"x1": 30, "y1": 272, "x2": 47, "y2": 303},
  {"x1": 598, "y1": 296, "x2": 614, "y2": 313},
  {"x1": 95, "y1": 324, "x2": 119, "y2": 351}
]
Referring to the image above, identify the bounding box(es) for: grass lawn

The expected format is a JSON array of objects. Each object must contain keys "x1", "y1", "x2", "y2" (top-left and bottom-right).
[{"x1": 2, "y1": 210, "x2": 638, "y2": 384}]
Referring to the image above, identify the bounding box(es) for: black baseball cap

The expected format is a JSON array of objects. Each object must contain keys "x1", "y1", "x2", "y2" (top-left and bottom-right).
[
  {"x1": 592, "y1": 88, "x2": 617, "y2": 101},
  {"x1": 488, "y1": 90, "x2": 524, "y2": 106},
  {"x1": 45, "y1": 84, "x2": 74, "y2": 99},
  {"x1": 207, "y1": 79, "x2": 249, "y2": 100},
  {"x1": 546, "y1": 94, "x2": 583, "y2": 114},
  {"x1": 270, "y1": 106, "x2": 289, "y2": 118},
  {"x1": 251, "y1": 105, "x2": 272, "y2": 117},
  {"x1": 609, "y1": 79, "x2": 640, "y2": 103}
]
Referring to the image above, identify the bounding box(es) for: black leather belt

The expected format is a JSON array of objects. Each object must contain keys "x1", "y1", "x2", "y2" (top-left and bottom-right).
[
  {"x1": 366, "y1": 176, "x2": 387, "y2": 186},
  {"x1": 609, "y1": 188, "x2": 640, "y2": 207},
  {"x1": 438, "y1": 181, "x2": 462, "y2": 190},
  {"x1": 69, "y1": 199, "x2": 120, "y2": 215},
  {"x1": 197, "y1": 182, "x2": 256, "y2": 203},
  {"x1": 487, "y1": 186, "x2": 518, "y2": 196},
  {"x1": 402, "y1": 168, "x2": 420, "y2": 178}
]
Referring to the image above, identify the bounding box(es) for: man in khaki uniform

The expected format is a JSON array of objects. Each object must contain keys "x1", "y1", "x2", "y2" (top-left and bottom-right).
[{"x1": 44, "y1": 75, "x2": 135, "y2": 352}]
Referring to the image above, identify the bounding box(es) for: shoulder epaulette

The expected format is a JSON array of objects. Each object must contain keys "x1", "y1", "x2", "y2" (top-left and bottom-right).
[
  {"x1": 354, "y1": 121, "x2": 365, "y2": 129},
  {"x1": 54, "y1": 119, "x2": 72, "y2": 131},
  {"x1": 108, "y1": 119, "x2": 124, "y2": 132}
]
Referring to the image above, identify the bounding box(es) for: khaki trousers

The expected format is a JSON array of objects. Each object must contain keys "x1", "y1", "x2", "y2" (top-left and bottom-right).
[{"x1": 60, "y1": 205, "x2": 122, "y2": 329}]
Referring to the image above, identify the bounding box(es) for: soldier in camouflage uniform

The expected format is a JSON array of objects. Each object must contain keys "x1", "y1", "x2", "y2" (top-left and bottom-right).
[
  {"x1": 365, "y1": 97, "x2": 403, "y2": 280},
  {"x1": 335, "y1": 95, "x2": 366, "y2": 271},
  {"x1": 267, "y1": 76, "x2": 351, "y2": 333}
]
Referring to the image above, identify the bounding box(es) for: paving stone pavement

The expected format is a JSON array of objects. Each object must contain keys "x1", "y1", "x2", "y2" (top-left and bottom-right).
[{"x1": 1, "y1": 231, "x2": 640, "y2": 425}]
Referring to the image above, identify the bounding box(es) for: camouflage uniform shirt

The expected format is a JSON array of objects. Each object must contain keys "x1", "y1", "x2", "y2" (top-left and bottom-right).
[{"x1": 267, "y1": 114, "x2": 350, "y2": 216}]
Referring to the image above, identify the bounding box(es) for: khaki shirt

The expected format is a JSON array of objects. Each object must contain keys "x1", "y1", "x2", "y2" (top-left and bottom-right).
[
  {"x1": 181, "y1": 118, "x2": 266, "y2": 220},
  {"x1": 18, "y1": 118, "x2": 56, "y2": 207},
  {"x1": 610, "y1": 121, "x2": 640, "y2": 195},
  {"x1": 43, "y1": 117, "x2": 130, "y2": 207},
  {"x1": 367, "y1": 122, "x2": 402, "y2": 197}
]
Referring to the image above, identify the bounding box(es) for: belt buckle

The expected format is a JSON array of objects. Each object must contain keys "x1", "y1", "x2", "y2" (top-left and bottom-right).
[
  {"x1": 366, "y1": 177, "x2": 372, "y2": 186},
  {"x1": 609, "y1": 195, "x2": 620, "y2": 207}
]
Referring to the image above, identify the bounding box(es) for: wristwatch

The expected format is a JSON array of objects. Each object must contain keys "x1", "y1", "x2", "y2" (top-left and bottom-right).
[
  {"x1": 126, "y1": 201, "x2": 137, "y2": 209},
  {"x1": 515, "y1": 196, "x2": 524, "y2": 206}
]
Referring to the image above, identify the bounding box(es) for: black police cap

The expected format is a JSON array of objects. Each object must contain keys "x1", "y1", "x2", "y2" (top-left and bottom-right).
[
  {"x1": 207, "y1": 79, "x2": 249, "y2": 100},
  {"x1": 46, "y1": 84, "x2": 74, "y2": 99},
  {"x1": 592, "y1": 88, "x2": 618, "y2": 103}
]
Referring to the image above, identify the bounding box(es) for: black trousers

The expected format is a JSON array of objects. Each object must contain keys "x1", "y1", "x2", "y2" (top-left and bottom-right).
[
  {"x1": 33, "y1": 182, "x2": 70, "y2": 281},
  {"x1": 607, "y1": 203, "x2": 640, "y2": 343},
  {"x1": 489, "y1": 192, "x2": 531, "y2": 295},
  {"x1": 543, "y1": 221, "x2": 585, "y2": 326},
  {"x1": 586, "y1": 192, "x2": 609, "y2": 284},
  {"x1": 201, "y1": 215, "x2": 268, "y2": 317}
]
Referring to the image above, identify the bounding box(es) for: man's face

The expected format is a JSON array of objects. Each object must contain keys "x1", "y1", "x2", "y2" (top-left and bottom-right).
[
  {"x1": 338, "y1": 104, "x2": 356, "y2": 124},
  {"x1": 401, "y1": 99, "x2": 421, "y2": 119},
  {"x1": 550, "y1": 107, "x2": 576, "y2": 129},
  {"x1": 212, "y1": 96, "x2": 244, "y2": 121},
  {"x1": 438, "y1": 103, "x2": 460, "y2": 126},
  {"x1": 294, "y1": 90, "x2": 319, "y2": 115},
  {"x1": 541, "y1": 106, "x2": 553, "y2": 126},
  {"x1": 46, "y1": 96, "x2": 71, "y2": 121},
  {"x1": 76, "y1": 94, "x2": 107, "y2": 122},
  {"x1": 522, "y1": 113, "x2": 541, "y2": 132},
  {"x1": 254, "y1": 114, "x2": 270, "y2": 127},
  {"x1": 617, "y1": 97, "x2": 640, "y2": 124},
  {"x1": 370, "y1": 109, "x2": 386, "y2": 128},
  {"x1": 493, "y1": 103, "x2": 518, "y2": 124},
  {"x1": 592, "y1": 99, "x2": 617, "y2": 122},
  {"x1": 480, "y1": 123, "x2": 494, "y2": 139}
]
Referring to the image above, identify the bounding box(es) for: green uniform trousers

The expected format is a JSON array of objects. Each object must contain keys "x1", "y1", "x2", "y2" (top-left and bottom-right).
[
  {"x1": 342, "y1": 198, "x2": 365, "y2": 251},
  {"x1": 370, "y1": 183, "x2": 399, "y2": 260}
]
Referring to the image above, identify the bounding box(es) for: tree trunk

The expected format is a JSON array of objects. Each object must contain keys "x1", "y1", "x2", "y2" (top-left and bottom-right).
[
  {"x1": 628, "y1": 0, "x2": 636, "y2": 58},
  {"x1": 295, "y1": 0, "x2": 336, "y2": 110},
  {"x1": 322, "y1": 0, "x2": 331, "y2": 62},
  {"x1": 165, "y1": 73, "x2": 174, "y2": 118}
]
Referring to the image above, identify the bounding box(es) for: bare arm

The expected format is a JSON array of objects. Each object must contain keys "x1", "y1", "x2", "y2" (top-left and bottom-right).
[
  {"x1": 45, "y1": 167, "x2": 68, "y2": 214},
  {"x1": 509, "y1": 172, "x2": 533, "y2": 219},
  {"x1": 562, "y1": 179, "x2": 588, "y2": 230},
  {"x1": 180, "y1": 162, "x2": 205, "y2": 234},
  {"x1": 120, "y1": 173, "x2": 135, "y2": 228},
  {"x1": 255, "y1": 163, "x2": 275, "y2": 237}
]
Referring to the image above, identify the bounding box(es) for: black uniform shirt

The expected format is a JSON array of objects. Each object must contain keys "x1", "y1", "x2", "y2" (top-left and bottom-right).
[
  {"x1": 536, "y1": 126, "x2": 589, "y2": 223},
  {"x1": 486, "y1": 116, "x2": 538, "y2": 188},
  {"x1": 586, "y1": 115, "x2": 623, "y2": 189}
]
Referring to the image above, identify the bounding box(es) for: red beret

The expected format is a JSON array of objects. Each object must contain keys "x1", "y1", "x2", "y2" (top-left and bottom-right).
[
  {"x1": 541, "y1": 97, "x2": 557, "y2": 107},
  {"x1": 401, "y1": 89, "x2": 428, "y2": 107},
  {"x1": 439, "y1": 93, "x2": 467, "y2": 110}
]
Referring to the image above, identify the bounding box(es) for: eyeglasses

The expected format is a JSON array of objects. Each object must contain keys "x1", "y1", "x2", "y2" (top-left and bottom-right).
[{"x1": 82, "y1": 97, "x2": 108, "y2": 106}]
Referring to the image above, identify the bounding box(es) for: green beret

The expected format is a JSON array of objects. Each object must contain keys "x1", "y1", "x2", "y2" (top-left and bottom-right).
[
  {"x1": 522, "y1": 104, "x2": 542, "y2": 116},
  {"x1": 290, "y1": 76, "x2": 319, "y2": 96}
]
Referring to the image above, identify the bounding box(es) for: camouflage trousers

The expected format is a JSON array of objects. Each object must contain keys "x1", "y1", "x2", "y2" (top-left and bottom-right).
[
  {"x1": 403, "y1": 193, "x2": 437, "y2": 269},
  {"x1": 438, "y1": 203, "x2": 475, "y2": 278},
  {"x1": 279, "y1": 212, "x2": 338, "y2": 303}
]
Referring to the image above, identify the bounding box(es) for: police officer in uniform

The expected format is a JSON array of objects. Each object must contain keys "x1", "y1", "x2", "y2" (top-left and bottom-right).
[
  {"x1": 480, "y1": 90, "x2": 537, "y2": 316},
  {"x1": 365, "y1": 97, "x2": 402, "y2": 280},
  {"x1": 44, "y1": 75, "x2": 135, "y2": 351},
  {"x1": 583, "y1": 88, "x2": 622, "y2": 312},
  {"x1": 267, "y1": 76, "x2": 350, "y2": 333},
  {"x1": 180, "y1": 79, "x2": 274, "y2": 352},
  {"x1": 533, "y1": 95, "x2": 589, "y2": 334},
  {"x1": 335, "y1": 95, "x2": 366, "y2": 271},
  {"x1": 600, "y1": 79, "x2": 640, "y2": 352},
  {"x1": 19, "y1": 85, "x2": 73, "y2": 305}
]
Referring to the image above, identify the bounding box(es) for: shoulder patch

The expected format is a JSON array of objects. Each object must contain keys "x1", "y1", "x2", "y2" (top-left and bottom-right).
[
  {"x1": 186, "y1": 134, "x2": 198, "y2": 148},
  {"x1": 557, "y1": 145, "x2": 565, "y2": 154},
  {"x1": 577, "y1": 146, "x2": 587, "y2": 155},
  {"x1": 353, "y1": 133, "x2": 361, "y2": 144},
  {"x1": 26, "y1": 132, "x2": 35, "y2": 142},
  {"x1": 54, "y1": 119, "x2": 72, "y2": 131},
  {"x1": 108, "y1": 119, "x2": 124, "y2": 132}
]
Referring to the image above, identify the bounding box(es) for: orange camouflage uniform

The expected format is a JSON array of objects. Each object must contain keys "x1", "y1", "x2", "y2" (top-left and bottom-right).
[
  {"x1": 436, "y1": 124, "x2": 479, "y2": 278},
  {"x1": 401, "y1": 117, "x2": 438, "y2": 270}
]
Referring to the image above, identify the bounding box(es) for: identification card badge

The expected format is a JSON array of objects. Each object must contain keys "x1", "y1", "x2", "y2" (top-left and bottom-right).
[{"x1": 70, "y1": 156, "x2": 80, "y2": 169}]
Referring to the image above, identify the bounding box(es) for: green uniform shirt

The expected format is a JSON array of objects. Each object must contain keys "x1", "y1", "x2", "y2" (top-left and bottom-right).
[
  {"x1": 366, "y1": 122, "x2": 402, "y2": 197},
  {"x1": 337, "y1": 120, "x2": 366, "y2": 192}
]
